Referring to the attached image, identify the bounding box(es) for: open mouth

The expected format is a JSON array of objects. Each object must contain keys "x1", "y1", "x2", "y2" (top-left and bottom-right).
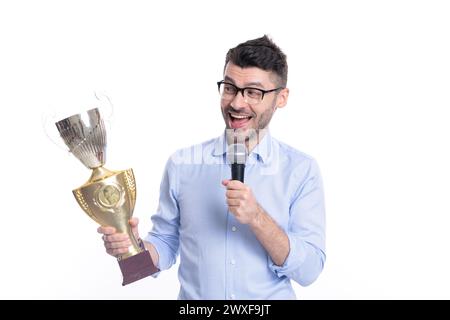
[{"x1": 229, "y1": 112, "x2": 252, "y2": 129}]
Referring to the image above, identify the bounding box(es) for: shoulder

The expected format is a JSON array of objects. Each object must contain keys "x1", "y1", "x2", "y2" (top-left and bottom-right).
[
  {"x1": 273, "y1": 137, "x2": 317, "y2": 167},
  {"x1": 272, "y1": 139, "x2": 324, "y2": 200},
  {"x1": 271, "y1": 137, "x2": 322, "y2": 184}
]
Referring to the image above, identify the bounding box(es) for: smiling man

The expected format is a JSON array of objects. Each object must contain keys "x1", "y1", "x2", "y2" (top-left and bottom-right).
[{"x1": 99, "y1": 35, "x2": 326, "y2": 299}]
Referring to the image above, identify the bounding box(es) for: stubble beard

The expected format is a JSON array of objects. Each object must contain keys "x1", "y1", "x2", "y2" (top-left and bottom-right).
[{"x1": 222, "y1": 102, "x2": 276, "y2": 149}]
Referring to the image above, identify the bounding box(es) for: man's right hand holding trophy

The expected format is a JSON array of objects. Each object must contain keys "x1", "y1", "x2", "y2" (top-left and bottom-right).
[{"x1": 97, "y1": 217, "x2": 159, "y2": 277}]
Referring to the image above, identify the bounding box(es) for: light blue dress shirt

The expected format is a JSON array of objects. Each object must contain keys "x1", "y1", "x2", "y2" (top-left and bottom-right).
[{"x1": 145, "y1": 131, "x2": 326, "y2": 300}]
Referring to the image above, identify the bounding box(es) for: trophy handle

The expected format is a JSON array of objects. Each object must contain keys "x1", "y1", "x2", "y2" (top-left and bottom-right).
[{"x1": 94, "y1": 91, "x2": 114, "y2": 120}]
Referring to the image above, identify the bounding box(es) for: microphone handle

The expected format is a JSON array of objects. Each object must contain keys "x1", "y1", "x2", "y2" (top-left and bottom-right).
[{"x1": 232, "y1": 164, "x2": 245, "y2": 183}]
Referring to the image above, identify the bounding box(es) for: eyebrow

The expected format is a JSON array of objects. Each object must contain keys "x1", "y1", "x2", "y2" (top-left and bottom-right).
[{"x1": 224, "y1": 76, "x2": 265, "y2": 88}]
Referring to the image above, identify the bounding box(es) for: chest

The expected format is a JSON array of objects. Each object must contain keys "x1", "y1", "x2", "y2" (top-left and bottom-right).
[{"x1": 176, "y1": 163, "x2": 292, "y2": 233}]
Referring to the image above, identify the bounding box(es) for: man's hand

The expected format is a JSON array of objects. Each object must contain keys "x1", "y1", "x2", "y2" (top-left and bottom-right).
[
  {"x1": 97, "y1": 217, "x2": 140, "y2": 257},
  {"x1": 222, "y1": 179, "x2": 262, "y2": 225}
]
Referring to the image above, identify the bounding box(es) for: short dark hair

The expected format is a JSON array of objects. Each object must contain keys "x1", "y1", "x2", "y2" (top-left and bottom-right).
[{"x1": 224, "y1": 35, "x2": 288, "y2": 87}]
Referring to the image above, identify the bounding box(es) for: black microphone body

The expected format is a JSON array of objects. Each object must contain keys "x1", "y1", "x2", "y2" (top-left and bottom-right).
[
  {"x1": 231, "y1": 163, "x2": 245, "y2": 183},
  {"x1": 227, "y1": 143, "x2": 248, "y2": 183}
]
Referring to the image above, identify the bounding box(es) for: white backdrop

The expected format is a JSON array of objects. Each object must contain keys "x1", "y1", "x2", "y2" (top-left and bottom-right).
[{"x1": 1, "y1": 0, "x2": 449, "y2": 299}]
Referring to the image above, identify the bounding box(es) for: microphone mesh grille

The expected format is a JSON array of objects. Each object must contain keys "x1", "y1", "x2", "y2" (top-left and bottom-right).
[{"x1": 227, "y1": 143, "x2": 247, "y2": 164}]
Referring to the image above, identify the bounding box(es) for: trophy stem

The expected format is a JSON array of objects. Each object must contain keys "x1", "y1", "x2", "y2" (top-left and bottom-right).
[
  {"x1": 88, "y1": 166, "x2": 115, "y2": 183},
  {"x1": 118, "y1": 218, "x2": 142, "y2": 259}
]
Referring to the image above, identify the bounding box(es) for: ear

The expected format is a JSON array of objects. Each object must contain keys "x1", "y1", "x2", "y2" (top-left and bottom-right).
[{"x1": 276, "y1": 88, "x2": 289, "y2": 109}]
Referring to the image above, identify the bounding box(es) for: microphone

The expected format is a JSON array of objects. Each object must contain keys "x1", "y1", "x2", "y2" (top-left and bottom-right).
[{"x1": 227, "y1": 143, "x2": 248, "y2": 182}]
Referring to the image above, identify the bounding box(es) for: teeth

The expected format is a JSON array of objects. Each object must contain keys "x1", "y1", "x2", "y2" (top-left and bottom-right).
[{"x1": 230, "y1": 113, "x2": 251, "y2": 119}]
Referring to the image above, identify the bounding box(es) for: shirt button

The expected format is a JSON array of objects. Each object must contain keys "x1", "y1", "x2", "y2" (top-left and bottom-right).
[
  {"x1": 230, "y1": 294, "x2": 236, "y2": 300},
  {"x1": 231, "y1": 226, "x2": 237, "y2": 232},
  {"x1": 230, "y1": 259, "x2": 236, "y2": 265}
]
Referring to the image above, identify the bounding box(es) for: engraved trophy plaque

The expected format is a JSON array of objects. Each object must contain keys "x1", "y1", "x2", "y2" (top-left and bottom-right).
[{"x1": 55, "y1": 108, "x2": 158, "y2": 285}]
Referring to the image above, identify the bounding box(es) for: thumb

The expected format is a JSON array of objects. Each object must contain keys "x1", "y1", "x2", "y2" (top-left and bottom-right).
[
  {"x1": 129, "y1": 217, "x2": 140, "y2": 239},
  {"x1": 129, "y1": 217, "x2": 139, "y2": 227}
]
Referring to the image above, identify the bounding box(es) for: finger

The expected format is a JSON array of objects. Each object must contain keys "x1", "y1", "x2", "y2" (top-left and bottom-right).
[
  {"x1": 104, "y1": 240, "x2": 132, "y2": 250},
  {"x1": 103, "y1": 233, "x2": 129, "y2": 242},
  {"x1": 97, "y1": 226, "x2": 116, "y2": 235},
  {"x1": 128, "y1": 218, "x2": 141, "y2": 241},
  {"x1": 222, "y1": 179, "x2": 230, "y2": 186},
  {"x1": 228, "y1": 207, "x2": 238, "y2": 216},
  {"x1": 225, "y1": 180, "x2": 246, "y2": 190},
  {"x1": 107, "y1": 247, "x2": 129, "y2": 256},
  {"x1": 129, "y1": 217, "x2": 139, "y2": 227},
  {"x1": 226, "y1": 190, "x2": 242, "y2": 199},
  {"x1": 227, "y1": 198, "x2": 241, "y2": 207}
]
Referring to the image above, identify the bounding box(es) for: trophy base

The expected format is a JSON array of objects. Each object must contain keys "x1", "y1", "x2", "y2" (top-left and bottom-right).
[{"x1": 118, "y1": 251, "x2": 159, "y2": 286}]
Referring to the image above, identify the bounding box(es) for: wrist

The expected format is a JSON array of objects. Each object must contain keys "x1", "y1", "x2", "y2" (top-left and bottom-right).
[{"x1": 250, "y1": 204, "x2": 264, "y2": 229}]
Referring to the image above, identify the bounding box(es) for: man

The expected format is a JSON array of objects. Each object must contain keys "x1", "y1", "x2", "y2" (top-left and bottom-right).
[{"x1": 98, "y1": 35, "x2": 326, "y2": 299}]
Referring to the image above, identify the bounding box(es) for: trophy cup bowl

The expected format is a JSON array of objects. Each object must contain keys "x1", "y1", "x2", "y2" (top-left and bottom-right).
[{"x1": 55, "y1": 108, "x2": 157, "y2": 285}]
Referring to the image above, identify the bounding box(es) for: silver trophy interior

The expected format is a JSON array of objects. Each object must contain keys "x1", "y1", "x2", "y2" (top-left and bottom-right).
[{"x1": 55, "y1": 108, "x2": 106, "y2": 169}]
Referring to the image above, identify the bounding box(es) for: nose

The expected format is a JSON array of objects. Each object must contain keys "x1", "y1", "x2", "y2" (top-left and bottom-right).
[{"x1": 230, "y1": 90, "x2": 248, "y2": 110}]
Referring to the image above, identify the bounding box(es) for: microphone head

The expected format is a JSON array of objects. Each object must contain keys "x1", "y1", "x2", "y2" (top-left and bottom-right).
[{"x1": 227, "y1": 143, "x2": 247, "y2": 165}]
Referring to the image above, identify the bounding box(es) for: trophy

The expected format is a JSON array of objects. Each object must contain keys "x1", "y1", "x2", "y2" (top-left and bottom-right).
[{"x1": 55, "y1": 107, "x2": 158, "y2": 285}]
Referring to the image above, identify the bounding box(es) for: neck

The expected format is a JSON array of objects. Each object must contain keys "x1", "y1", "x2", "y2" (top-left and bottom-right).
[{"x1": 225, "y1": 128, "x2": 269, "y2": 152}]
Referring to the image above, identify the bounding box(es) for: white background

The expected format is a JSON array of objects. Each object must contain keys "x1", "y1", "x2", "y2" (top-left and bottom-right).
[{"x1": 0, "y1": 0, "x2": 449, "y2": 299}]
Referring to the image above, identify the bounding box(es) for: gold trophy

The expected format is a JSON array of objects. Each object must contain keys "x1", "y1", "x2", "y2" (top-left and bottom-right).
[{"x1": 55, "y1": 108, "x2": 158, "y2": 285}]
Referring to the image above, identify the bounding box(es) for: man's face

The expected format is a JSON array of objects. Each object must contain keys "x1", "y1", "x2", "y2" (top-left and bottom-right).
[{"x1": 220, "y1": 62, "x2": 289, "y2": 141}]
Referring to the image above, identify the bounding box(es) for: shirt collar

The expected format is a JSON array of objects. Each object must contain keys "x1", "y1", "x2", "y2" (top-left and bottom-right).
[{"x1": 212, "y1": 129, "x2": 273, "y2": 164}]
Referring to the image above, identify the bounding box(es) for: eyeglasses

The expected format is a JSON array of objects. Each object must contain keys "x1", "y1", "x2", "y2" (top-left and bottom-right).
[{"x1": 217, "y1": 80, "x2": 283, "y2": 104}]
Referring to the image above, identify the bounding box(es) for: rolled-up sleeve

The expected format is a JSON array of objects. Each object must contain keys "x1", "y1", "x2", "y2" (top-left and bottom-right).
[
  {"x1": 269, "y1": 159, "x2": 326, "y2": 286},
  {"x1": 145, "y1": 156, "x2": 180, "y2": 273}
]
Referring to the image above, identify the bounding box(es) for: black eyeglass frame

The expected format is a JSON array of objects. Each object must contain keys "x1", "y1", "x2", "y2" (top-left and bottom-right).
[{"x1": 217, "y1": 80, "x2": 284, "y2": 102}]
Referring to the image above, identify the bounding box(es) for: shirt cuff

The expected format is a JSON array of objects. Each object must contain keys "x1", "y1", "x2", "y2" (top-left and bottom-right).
[
  {"x1": 268, "y1": 233, "x2": 307, "y2": 278},
  {"x1": 143, "y1": 235, "x2": 166, "y2": 278}
]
